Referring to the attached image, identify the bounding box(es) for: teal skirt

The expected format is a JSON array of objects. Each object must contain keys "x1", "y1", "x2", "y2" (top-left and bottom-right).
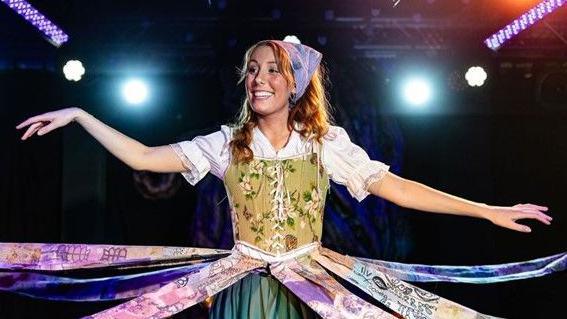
[{"x1": 209, "y1": 273, "x2": 319, "y2": 319}]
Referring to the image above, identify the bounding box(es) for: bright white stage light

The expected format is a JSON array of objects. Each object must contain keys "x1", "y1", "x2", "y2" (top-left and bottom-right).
[
  {"x1": 283, "y1": 35, "x2": 301, "y2": 44},
  {"x1": 122, "y1": 79, "x2": 149, "y2": 105},
  {"x1": 465, "y1": 66, "x2": 487, "y2": 87},
  {"x1": 403, "y1": 78, "x2": 432, "y2": 106},
  {"x1": 62, "y1": 60, "x2": 85, "y2": 82}
]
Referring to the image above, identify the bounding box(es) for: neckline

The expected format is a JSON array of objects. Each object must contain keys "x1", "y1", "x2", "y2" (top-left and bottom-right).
[{"x1": 254, "y1": 125, "x2": 298, "y2": 155}]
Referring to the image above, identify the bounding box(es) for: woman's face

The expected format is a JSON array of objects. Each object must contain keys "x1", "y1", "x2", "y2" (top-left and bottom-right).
[{"x1": 245, "y1": 45, "x2": 294, "y2": 118}]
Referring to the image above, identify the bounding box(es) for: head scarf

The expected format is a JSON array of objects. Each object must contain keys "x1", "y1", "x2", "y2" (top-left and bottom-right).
[{"x1": 271, "y1": 40, "x2": 322, "y2": 104}]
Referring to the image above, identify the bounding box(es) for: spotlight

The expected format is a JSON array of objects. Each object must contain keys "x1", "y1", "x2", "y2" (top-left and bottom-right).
[
  {"x1": 122, "y1": 79, "x2": 149, "y2": 105},
  {"x1": 402, "y1": 78, "x2": 432, "y2": 107},
  {"x1": 465, "y1": 66, "x2": 488, "y2": 87},
  {"x1": 63, "y1": 60, "x2": 85, "y2": 82}
]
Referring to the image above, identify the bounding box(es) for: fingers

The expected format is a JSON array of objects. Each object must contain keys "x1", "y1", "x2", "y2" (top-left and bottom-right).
[
  {"x1": 513, "y1": 204, "x2": 552, "y2": 222},
  {"x1": 16, "y1": 118, "x2": 33, "y2": 129},
  {"x1": 515, "y1": 207, "x2": 553, "y2": 223},
  {"x1": 17, "y1": 113, "x2": 58, "y2": 140},
  {"x1": 500, "y1": 204, "x2": 554, "y2": 232},
  {"x1": 16, "y1": 113, "x2": 52, "y2": 129},
  {"x1": 518, "y1": 212, "x2": 552, "y2": 225},
  {"x1": 37, "y1": 122, "x2": 58, "y2": 136},
  {"x1": 21, "y1": 122, "x2": 44, "y2": 140},
  {"x1": 510, "y1": 223, "x2": 532, "y2": 233},
  {"x1": 508, "y1": 211, "x2": 553, "y2": 233},
  {"x1": 515, "y1": 203, "x2": 548, "y2": 211}
]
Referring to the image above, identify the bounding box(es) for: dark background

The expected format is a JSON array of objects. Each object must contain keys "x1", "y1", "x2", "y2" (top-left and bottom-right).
[{"x1": 1, "y1": 1, "x2": 566, "y2": 318}]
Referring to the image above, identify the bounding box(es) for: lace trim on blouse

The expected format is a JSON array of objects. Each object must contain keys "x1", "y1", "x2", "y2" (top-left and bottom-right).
[{"x1": 169, "y1": 143, "x2": 210, "y2": 186}]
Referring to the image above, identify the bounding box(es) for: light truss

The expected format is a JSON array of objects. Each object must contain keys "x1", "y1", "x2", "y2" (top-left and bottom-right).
[
  {"x1": 1, "y1": 0, "x2": 69, "y2": 47},
  {"x1": 485, "y1": 0, "x2": 566, "y2": 51}
]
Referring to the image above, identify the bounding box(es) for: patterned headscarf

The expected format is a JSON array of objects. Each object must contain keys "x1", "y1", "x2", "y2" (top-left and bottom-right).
[{"x1": 272, "y1": 40, "x2": 322, "y2": 104}]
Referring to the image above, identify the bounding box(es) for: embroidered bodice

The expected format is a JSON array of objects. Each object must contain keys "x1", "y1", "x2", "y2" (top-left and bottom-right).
[{"x1": 223, "y1": 152, "x2": 329, "y2": 255}]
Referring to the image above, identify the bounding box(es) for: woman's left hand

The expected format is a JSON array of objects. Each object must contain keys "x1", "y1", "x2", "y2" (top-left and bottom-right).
[{"x1": 485, "y1": 204, "x2": 552, "y2": 233}]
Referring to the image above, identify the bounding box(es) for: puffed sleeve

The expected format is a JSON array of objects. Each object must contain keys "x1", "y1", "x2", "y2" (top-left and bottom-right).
[
  {"x1": 169, "y1": 125, "x2": 232, "y2": 185},
  {"x1": 322, "y1": 126, "x2": 390, "y2": 202}
]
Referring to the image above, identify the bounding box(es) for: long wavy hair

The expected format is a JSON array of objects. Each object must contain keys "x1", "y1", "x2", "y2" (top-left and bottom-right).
[{"x1": 229, "y1": 40, "x2": 332, "y2": 163}]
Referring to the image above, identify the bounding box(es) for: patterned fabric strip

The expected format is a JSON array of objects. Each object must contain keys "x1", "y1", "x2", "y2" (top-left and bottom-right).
[
  {"x1": 314, "y1": 249, "x2": 498, "y2": 319},
  {"x1": 271, "y1": 257, "x2": 398, "y2": 319},
  {"x1": 0, "y1": 263, "x2": 207, "y2": 301},
  {"x1": 84, "y1": 254, "x2": 264, "y2": 319},
  {"x1": 1, "y1": 241, "x2": 563, "y2": 318},
  {"x1": 0, "y1": 243, "x2": 230, "y2": 271},
  {"x1": 355, "y1": 252, "x2": 567, "y2": 284}
]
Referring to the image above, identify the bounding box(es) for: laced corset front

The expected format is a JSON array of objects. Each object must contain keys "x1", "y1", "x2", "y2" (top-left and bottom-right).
[{"x1": 223, "y1": 147, "x2": 329, "y2": 256}]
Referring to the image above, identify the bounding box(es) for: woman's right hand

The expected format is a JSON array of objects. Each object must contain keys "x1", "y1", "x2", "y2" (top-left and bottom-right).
[{"x1": 16, "y1": 107, "x2": 83, "y2": 140}]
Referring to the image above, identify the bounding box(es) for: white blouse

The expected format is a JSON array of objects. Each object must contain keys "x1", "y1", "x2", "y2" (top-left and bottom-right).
[{"x1": 171, "y1": 125, "x2": 389, "y2": 202}]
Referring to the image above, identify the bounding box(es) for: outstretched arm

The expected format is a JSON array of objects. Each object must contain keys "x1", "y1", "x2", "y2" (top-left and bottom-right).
[
  {"x1": 369, "y1": 172, "x2": 552, "y2": 233},
  {"x1": 16, "y1": 107, "x2": 185, "y2": 173}
]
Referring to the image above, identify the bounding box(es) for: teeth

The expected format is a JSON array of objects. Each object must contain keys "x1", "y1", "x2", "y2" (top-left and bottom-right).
[{"x1": 254, "y1": 91, "x2": 273, "y2": 97}]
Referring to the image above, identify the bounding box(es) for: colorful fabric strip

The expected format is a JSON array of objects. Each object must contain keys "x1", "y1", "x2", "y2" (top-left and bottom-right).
[
  {"x1": 271, "y1": 258, "x2": 397, "y2": 319},
  {"x1": 355, "y1": 252, "x2": 566, "y2": 284},
  {"x1": 313, "y1": 251, "x2": 497, "y2": 319},
  {"x1": 0, "y1": 242, "x2": 229, "y2": 271},
  {"x1": 84, "y1": 253, "x2": 264, "y2": 319},
  {"x1": 0, "y1": 263, "x2": 207, "y2": 301},
  {"x1": 1, "y1": 243, "x2": 564, "y2": 318}
]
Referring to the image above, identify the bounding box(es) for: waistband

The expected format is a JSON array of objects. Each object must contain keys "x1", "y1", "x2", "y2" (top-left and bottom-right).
[{"x1": 234, "y1": 241, "x2": 319, "y2": 263}]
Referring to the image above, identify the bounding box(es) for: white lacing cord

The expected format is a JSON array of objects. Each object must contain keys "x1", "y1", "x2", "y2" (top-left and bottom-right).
[
  {"x1": 269, "y1": 159, "x2": 286, "y2": 252},
  {"x1": 268, "y1": 143, "x2": 321, "y2": 253}
]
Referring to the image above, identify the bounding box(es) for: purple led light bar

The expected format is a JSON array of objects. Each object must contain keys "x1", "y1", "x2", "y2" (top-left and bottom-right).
[
  {"x1": 485, "y1": 0, "x2": 566, "y2": 51},
  {"x1": 1, "y1": 0, "x2": 69, "y2": 47}
]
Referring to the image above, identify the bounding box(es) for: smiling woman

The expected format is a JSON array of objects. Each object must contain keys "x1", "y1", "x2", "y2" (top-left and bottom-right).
[
  {"x1": 3, "y1": 39, "x2": 566, "y2": 319},
  {"x1": 230, "y1": 40, "x2": 330, "y2": 164}
]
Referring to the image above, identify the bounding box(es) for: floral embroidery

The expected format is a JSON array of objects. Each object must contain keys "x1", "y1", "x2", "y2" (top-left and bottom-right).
[
  {"x1": 283, "y1": 191, "x2": 299, "y2": 228},
  {"x1": 285, "y1": 234, "x2": 298, "y2": 250},
  {"x1": 248, "y1": 159, "x2": 265, "y2": 177},
  {"x1": 237, "y1": 159, "x2": 266, "y2": 199},
  {"x1": 303, "y1": 186, "x2": 322, "y2": 221},
  {"x1": 226, "y1": 153, "x2": 329, "y2": 253},
  {"x1": 242, "y1": 205, "x2": 252, "y2": 221},
  {"x1": 249, "y1": 211, "x2": 268, "y2": 244},
  {"x1": 310, "y1": 152, "x2": 325, "y2": 176},
  {"x1": 238, "y1": 173, "x2": 255, "y2": 199}
]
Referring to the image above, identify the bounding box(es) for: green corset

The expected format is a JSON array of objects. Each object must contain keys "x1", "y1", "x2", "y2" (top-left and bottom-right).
[{"x1": 224, "y1": 152, "x2": 329, "y2": 255}]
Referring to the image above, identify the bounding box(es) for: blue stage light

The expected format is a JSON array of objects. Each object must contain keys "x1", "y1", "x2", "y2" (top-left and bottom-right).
[
  {"x1": 402, "y1": 77, "x2": 432, "y2": 107},
  {"x1": 122, "y1": 79, "x2": 149, "y2": 105}
]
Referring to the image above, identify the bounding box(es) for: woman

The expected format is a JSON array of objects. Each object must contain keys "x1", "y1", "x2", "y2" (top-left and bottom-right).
[{"x1": 5, "y1": 40, "x2": 565, "y2": 318}]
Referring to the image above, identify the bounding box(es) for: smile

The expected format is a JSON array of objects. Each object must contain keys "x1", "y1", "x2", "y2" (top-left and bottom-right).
[{"x1": 252, "y1": 91, "x2": 274, "y2": 100}]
